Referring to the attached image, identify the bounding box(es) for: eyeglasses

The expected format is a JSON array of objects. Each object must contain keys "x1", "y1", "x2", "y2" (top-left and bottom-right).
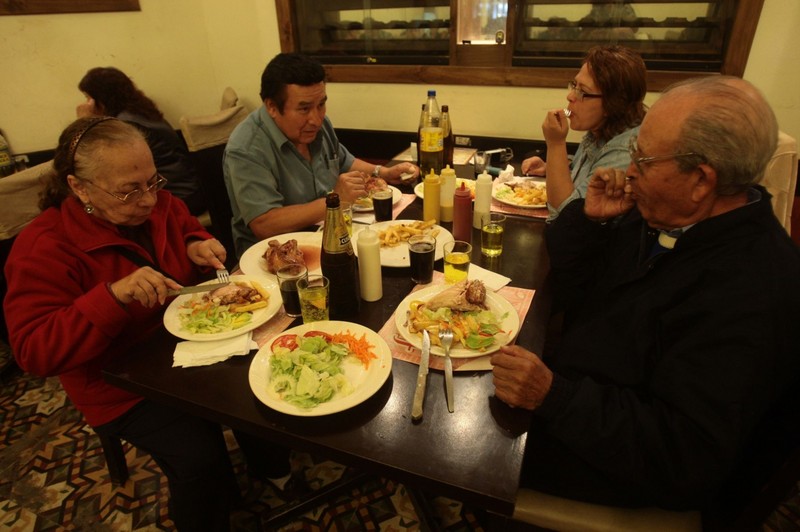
[
  {"x1": 81, "y1": 173, "x2": 167, "y2": 203},
  {"x1": 567, "y1": 80, "x2": 602, "y2": 101},
  {"x1": 628, "y1": 136, "x2": 702, "y2": 174}
]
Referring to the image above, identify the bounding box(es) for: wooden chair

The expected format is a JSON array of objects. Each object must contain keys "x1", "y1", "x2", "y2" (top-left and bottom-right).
[
  {"x1": 511, "y1": 488, "x2": 702, "y2": 531},
  {"x1": 761, "y1": 131, "x2": 798, "y2": 235},
  {"x1": 179, "y1": 88, "x2": 249, "y2": 267}
]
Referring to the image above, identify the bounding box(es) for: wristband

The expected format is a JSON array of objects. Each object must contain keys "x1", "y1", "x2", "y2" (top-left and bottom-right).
[{"x1": 372, "y1": 165, "x2": 382, "y2": 178}]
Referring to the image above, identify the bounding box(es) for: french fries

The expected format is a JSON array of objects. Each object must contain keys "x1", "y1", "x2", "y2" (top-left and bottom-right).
[
  {"x1": 231, "y1": 280, "x2": 270, "y2": 312},
  {"x1": 378, "y1": 220, "x2": 440, "y2": 248}
]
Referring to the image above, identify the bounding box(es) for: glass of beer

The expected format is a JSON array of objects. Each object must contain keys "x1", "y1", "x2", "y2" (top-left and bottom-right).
[
  {"x1": 443, "y1": 240, "x2": 471, "y2": 284},
  {"x1": 297, "y1": 275, "x2": 330, "y2": 323},
  {"x1": 408, "y1": 234, "x2": 436, "y2": 284},
  {"x1": 276, "y1": 264, "x2": 307, "y2": 317},
  {"x1": 372, "y1": 189, "x2": 394, "y2": 222},
  {"x1": 481, "y1": 213, "x2": 506, "y2": 257}
]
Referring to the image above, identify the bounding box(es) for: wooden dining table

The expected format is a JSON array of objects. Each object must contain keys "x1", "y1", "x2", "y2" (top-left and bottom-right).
[{"x1": 103, "y1": 192, "x2": 553, "y2": 525}]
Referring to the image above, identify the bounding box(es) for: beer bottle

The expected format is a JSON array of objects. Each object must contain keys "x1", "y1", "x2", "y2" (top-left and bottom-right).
[
  {"x1": 441, "y1": 105, "x2": 454, "y2": 169},
  {"x1": 321, "y1": 193, "x2": 360, "y2": 319}
]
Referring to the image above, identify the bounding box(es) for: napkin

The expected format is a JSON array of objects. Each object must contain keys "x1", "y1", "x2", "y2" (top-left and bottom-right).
[
  {"x1": 496, "y1": 164, "x2": 516, "y2": 183},
  {"x1": 469, "y1": 263, "x2": 511, "y2": 291},
  {"x1": 173, "y1": 332, "x2": 257, "y2": 368}
]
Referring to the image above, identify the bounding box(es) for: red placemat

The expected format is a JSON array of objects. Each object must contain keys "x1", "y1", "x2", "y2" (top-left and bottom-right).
[{"x1": 378, "y1": 275, "x2": 535, "y2": 372}]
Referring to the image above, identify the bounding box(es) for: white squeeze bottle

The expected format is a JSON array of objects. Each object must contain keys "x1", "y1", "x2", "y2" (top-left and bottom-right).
[
  {"x1": 439, "y1": 165, "x2": 456, "y2": 222},
  {"x1": 473, "y1": 171, "x2": 492, "y2": 229},
  {"x1": 357, "y1": 228, "x2": 383, "y2": 302}
]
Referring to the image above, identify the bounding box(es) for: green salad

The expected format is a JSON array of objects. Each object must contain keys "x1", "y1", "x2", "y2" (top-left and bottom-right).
[{"x1": 269, "y1": 333, "x2": 358, "y2": 409}]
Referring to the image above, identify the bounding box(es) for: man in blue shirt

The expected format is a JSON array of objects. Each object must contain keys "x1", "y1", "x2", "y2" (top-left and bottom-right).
[{"x1": 224, "y1": 53, "x2": 418, "y2": 258}]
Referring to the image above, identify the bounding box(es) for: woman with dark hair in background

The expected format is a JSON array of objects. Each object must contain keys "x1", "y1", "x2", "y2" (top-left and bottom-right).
[
  {"x1": 77, "y1": 66, "x2": 207, "y2": 216},
  {"x1": 522, "y1": 45, "x2": 647, "y2": 221}
]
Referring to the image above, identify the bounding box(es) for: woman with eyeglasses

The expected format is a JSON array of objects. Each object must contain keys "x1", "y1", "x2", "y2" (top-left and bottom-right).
[
  {"x1": 4, "y1": 117, "x2": 239, "y2": 530},
  {"x1": 77, "y1": 66, "x2": 207, "y2": 216},
  {"x1": 521, "y1": 45, "x2": 647, "y2": 221}
]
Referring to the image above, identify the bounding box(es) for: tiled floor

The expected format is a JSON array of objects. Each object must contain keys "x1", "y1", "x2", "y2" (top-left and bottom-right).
[{"x1": 1, "y1": 342, "x2": 799, "y2": 531}]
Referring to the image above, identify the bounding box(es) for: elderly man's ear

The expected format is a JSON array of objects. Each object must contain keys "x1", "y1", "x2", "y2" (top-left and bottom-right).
[{"x1": 691, "y1": 163, "x2": 718, "y2": 203}]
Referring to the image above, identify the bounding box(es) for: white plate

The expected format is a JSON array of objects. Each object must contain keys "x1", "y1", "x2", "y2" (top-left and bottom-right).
[
  {"x1": 164, "y1": 274, "x2": 282, "y2": 341},
  {"x1": 238, "y1": 232, "x2": 323, "y2": 279},
  {"x1": 248, "y1": 321, "x2": 393, "y2": 416},
  {"x1": 394, "y1": 284, "x2": 520, "y2": 358},
  {"x1": 351, "y1": 220, "x2": 454, "y2": 267},
  {"x1": 492, "y1": 178, "x2": 547, "y2": 209},
  {"x1": 415, "y1": 178, "x2": 476, "y2": 201},
  {"x1": 352, "y1": 185, "x2": 402, "y2": 212}
]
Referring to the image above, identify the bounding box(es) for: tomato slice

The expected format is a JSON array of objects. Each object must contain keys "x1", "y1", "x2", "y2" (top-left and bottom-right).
[
  {"x1": 304, "y1": 330, "x2": 332, "y2": 341},
  {"x1": 271, "y1": 334, "x2": 298, "y2": 351}
]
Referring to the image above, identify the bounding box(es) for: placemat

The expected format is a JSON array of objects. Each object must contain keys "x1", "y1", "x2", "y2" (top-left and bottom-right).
[
  {"x1": 252, "y1": 309, "x2": 296, "y2": 349},
  {"x1": 378, "y1": 272, "x2": 535, "y2": 372},
  {"x1": 491, "y1": 198, "x2": 548, "y2": 219}
]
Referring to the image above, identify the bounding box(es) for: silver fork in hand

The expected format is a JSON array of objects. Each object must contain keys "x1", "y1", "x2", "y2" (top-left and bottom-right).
[
  {"x1": 216, "y1": 268, "x2": 230, "y2": 283},
  {"x1": 439, "y1": 328, "x2": 455, "y2": 413}
]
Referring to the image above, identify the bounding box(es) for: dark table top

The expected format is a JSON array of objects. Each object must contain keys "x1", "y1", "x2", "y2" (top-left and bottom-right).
[{"x1": 103, "y1": 197, "x2": 551, "y2": 516}]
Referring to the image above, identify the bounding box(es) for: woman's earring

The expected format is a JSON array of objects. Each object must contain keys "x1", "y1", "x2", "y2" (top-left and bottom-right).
[{"x1": 84, "y1": 203, "x2": 95, "y2": 214}]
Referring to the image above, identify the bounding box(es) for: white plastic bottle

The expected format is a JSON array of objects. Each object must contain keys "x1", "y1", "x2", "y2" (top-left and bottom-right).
[
  {"x1": 357, "y1": 228, "x2": 383, "y2": 302},
  {"x1": 439, "y1": 165, "x2": 456, "y2": 222},
  {"x1": 473, "y1": 171, "x2": 493, "y2": 229}
]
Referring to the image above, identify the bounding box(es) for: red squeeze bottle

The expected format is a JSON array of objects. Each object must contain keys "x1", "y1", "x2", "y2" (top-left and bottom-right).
[{"x1": 452, "y1": 182, "x2": 473, "y2": 243}]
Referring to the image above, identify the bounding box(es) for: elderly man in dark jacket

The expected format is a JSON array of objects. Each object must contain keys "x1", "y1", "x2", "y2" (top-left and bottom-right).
[{"x1": 491, "y1": 75, "x2": 800, "y2": 513}]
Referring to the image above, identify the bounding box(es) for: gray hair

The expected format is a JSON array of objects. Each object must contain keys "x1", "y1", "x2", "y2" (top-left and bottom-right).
[{"x1": 663, "y1": 76, "x2": 778, "y2": 195}]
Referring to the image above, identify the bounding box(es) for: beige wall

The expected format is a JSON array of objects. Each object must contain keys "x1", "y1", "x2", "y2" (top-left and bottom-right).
[{"x1": 1, "y1": 0, "x2": 798, "y2": 154}]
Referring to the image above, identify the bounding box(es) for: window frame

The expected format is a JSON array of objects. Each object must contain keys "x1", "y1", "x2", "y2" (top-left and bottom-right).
[
  {"x1": 0, "y1": 0, "x2": 140, "y2": 16},
  {"x1": 275, "y1": 0, "x2": 764, "y2": 91}
]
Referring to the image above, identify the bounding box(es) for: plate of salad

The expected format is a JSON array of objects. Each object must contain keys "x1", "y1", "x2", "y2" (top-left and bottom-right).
[
  {"x1": 164, "y1": 275, "x2": 282, "y2": 341},
  {"x1": 249, "y1": 321, "x2": 393, "y2": 416},
  {"x1": 394, "y1": 282, "x2": 519, "y2": 358}
]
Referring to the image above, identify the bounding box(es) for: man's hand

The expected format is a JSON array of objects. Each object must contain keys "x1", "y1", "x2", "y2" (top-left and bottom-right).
[
  {"x1": 333, "y1": 171, "x2": 368, "y2": 203},
  {"x1": 584, "y1": 167, "x2": 635, "y2": 222},
  {"x1": 490, "y1": 345, "x2": 553, "y2": 410},
  {"x1": 521, "y1": 156, "x2": 546, "y2": 176},
  {"x1": 384, "y1": 162, "x2": 419, "y2": 184}
]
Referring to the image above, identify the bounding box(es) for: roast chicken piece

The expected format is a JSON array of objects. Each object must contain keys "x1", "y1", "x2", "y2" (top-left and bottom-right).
[
  {"x1": 425, "y1": 280, "x2": 487, "y2": 312},
  {"x1": 208, "y1": 284, "x2": 260, "y2": 306},
  {"x1": 264, "y1": 239, "x2": 305, "y2": 274}
]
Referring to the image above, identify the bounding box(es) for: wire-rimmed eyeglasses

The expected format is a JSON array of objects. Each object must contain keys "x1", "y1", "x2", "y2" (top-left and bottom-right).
[
  {"x1": 81, "y1": 173, "x2": 167, "y2": 203},
  {"x1": 628, "y1": 136, "x2": 702, "y2": 174},
  {"x1": 567, "y1": 80, "x2": 602, "y2": 102}
]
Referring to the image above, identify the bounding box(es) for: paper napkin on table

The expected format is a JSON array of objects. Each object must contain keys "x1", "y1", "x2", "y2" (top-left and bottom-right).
[
  {"x1": 173, "y1": 332, "x2": 257, "y2": 368},
  {"x1": 496, "y1": 164, "x2": 516, "y2": 183},
  {"x1": 469, "y1": 263, "x2": 511, "y2": 291}
]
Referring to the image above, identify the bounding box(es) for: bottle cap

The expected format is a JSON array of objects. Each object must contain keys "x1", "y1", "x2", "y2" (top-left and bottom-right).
[
  {"x1": 424, "y1": 169, "x2": 439, "y2": 182},
  {"x1": 359, "y1": 228, "x2": 379, "y2": 245},
  {"x1": 325, "y1": 192, "x2": 340, "y2": 207},
  {"x1": 477, "y1": 171, "x2": 492, "y2": 182},
  {"x1": 440, "y1": 165, "x2": 456, "y2": 177},
  {"x1": 455, "y1": 182, "x2": 471, "y2": 197},
  {"x1": 428, "y1": 89, "x2": 436, "y2": 96}
]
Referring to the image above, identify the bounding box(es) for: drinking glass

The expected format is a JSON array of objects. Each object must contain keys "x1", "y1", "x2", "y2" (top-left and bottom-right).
[
  {"x1": 372, "y1": 189, "x2": 394, "y2": 222},
  {"x1": 481, "y1": 213, "x2": 506, "y2": 257},
  {"x1": 408, "y1": 234, "x2": 436, "y2": 284},
  {"x1": 296, "y1": 275, "x2": 330, "y2": 323},
  {"x1": 443, "y1": 240, "x2": 471, "y2": 284},
  {"x1": 275, "y1": 264, "x2": 307, "y2": 317}
]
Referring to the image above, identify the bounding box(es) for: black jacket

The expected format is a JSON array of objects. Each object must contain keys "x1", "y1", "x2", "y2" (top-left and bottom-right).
[{"x1": 530, "y1": 186, "x2": 800, "y2": 510}]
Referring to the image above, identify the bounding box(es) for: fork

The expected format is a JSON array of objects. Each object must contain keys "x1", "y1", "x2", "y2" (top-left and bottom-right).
[
  {"x1": 439, "y1": 328, "x2": 454, "y2": 413},
  {"x1": 216, "y1": 267, "x2": 230, "y2": 283}
]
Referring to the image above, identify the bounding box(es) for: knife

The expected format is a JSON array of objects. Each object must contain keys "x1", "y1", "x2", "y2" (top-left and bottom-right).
[
  {"x1": 411, "y1": 329, "x2": 431, "y2": 422},
  {"x1": 167, "y1": 281, "x2": 229, "y2": 296}
]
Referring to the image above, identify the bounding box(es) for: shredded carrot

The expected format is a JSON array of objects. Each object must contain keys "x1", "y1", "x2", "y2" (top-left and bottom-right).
[{"x1": 331, "y1": 331, "x2": 378, "y2": 368}]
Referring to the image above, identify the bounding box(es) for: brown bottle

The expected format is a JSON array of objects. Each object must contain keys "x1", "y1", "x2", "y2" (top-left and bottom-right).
[
  {"x1": 321, "y1": 193, "x2": 360, "y2": 319},
  {"x1": 441, "y1": 105, "x2": 454, "y2": 169}
]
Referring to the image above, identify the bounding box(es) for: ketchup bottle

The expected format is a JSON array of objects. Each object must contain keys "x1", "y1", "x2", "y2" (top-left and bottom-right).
[{"x1": 452, "y1": 182, "x2": 472, "y2": 243}]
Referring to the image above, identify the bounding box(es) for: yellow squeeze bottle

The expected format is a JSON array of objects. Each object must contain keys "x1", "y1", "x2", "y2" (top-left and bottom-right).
[{"x1": 422, "y1": 169, "x2": 441, "y2": 224}]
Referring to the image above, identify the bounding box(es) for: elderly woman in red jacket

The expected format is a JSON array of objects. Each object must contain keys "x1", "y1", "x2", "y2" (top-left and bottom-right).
[{"x1": 3, "y1": 117, "x2": 289, "y2": 530}]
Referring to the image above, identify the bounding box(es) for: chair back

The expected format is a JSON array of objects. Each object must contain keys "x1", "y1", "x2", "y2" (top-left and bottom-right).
[
  {"x1": 761, "y1": 131, "x2": 798, "y2": 235},
  {"x1": 179, "y1": 88, "x2": 248, "y2": 266}
]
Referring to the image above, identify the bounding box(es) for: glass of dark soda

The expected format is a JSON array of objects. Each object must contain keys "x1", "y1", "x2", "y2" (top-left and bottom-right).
[
  {"x1": 372, "y1": 189, "x2": 394, "y2": 222},
  {"x1": 408, "y1": 234, "x2": 436, "y2": 284},
  {"x1": 276, "y1": 264, "x2": 307, "y2": 317}
]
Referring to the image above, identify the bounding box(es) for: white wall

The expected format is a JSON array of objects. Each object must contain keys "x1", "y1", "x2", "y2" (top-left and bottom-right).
[{"x1": 0, "y1": 0, "x2": 798, "y2": 154}]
